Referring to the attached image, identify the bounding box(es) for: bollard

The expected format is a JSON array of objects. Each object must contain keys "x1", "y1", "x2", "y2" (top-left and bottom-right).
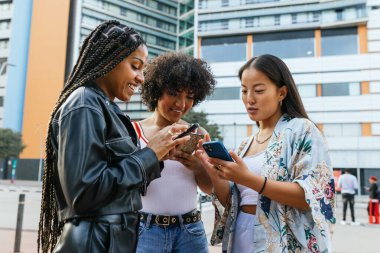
[{"x1": 14, "y1": 194, "x2": 25, "y2": 252}]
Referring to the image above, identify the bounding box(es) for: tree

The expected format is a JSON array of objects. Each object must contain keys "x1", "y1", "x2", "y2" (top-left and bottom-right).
[
  {"x1": 183, "y1": 110, "x2": 223, "y2": 140},
  {"x1": 0, "y1": 128, "x2": 26, "y2": 159}
]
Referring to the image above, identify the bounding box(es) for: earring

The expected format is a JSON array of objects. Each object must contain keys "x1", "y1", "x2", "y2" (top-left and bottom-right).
[{"x1": 279, "y1": 100, "x2": 282, "y2": 107}]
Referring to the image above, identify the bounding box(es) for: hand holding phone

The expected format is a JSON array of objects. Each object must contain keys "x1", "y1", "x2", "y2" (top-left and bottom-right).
[
  {"x1": 180, "y1": 134, "x2": 204, "y2": 154},
  {"x1": 174, "y1": 123, "x2": 199, "y2": 140},
  {"x1": 202, "y1": 141, "x2": 233, "y2": 162}
]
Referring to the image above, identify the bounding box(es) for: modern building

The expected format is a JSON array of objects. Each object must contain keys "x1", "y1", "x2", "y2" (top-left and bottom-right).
[
  {"x1": 0, "y1": 0, "x2": 34, "y2": 131},
  {"x1": 68, "y1": 0, "x2": 195, "y2": 119},
  {"x1": 195, "y1": 0, "x2": 380, "y2": 194},
  {"x1": 0, "y1": 0, "x2": 72, "y2": 180},
  {"x1": 0, "y1": 0, "x2": 195, "y2": 179}
]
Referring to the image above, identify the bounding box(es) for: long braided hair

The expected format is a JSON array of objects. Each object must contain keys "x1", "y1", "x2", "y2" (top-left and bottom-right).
[{"x1": 37, "y1": 20, "x2": 145, "y2": 253}]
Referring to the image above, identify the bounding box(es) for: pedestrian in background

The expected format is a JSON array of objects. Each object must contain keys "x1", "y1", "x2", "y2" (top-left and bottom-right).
[
  {"x1": 197, "y1": 54, "x2": 336, "y2": 252},
  {"x1": 338, "y1": 169, "x2": 360, "y2": 225},
  {"x1": 37, "y1": 21, "x2": 189, "y2": 253},
  {"x1": 134, "y1": 52, "x2": 215, "y2": 253},
  {"x1": 365, "y1": 176, "x2": 379, "y2": 223}
]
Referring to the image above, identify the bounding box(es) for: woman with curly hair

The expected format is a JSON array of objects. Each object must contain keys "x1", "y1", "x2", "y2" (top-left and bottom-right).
[
  {"x1": 133, "y1": 52, "x2": 215, "y2": 253},
  {"x1": 38, "y1": 21, "x2": 190, "y2": 253}
]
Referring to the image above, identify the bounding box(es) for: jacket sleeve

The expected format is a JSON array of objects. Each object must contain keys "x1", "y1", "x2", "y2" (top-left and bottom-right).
[{"x1": 57, "y1": 106, "x2": 161, "y2": 213}]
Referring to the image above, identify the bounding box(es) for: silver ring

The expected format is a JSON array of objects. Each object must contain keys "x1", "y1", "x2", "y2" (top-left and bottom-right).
[{"x1": 168, "y1": 129, "x2": 174, "y2": 136}]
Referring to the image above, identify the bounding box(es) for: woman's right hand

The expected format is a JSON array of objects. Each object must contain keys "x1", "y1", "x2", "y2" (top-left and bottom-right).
[
  {"x1": 147, "y1": 124, "x2": 190, "y2": 161},
  {"x1": 195, "y1": 136, "x2": 223, "y2": 181},
  {"x1": 195, "y1": 136, "x2": 231, "y2": 206}
]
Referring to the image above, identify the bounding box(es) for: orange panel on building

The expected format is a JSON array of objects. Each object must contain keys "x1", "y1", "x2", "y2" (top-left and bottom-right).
[{"x1": 21, "y1": 0, "x2": 70, "y2": 158}]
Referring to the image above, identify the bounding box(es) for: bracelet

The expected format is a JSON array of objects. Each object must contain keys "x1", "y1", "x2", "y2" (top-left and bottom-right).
[{"x1": 258, "y1": 176, "x2": 267, "y2": 195}]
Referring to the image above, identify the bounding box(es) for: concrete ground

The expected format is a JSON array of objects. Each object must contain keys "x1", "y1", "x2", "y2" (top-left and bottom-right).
[{"x1": 1, "y1": 180, "x2": 378, "y2": 253}]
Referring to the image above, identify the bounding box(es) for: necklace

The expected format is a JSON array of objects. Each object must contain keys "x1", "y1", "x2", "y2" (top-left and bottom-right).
[{"x1": 255, "y1": 130, "x2": 272, "y2": 144}]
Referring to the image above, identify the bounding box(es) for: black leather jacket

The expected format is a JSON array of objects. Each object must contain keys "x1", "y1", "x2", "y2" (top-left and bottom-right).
[{"x1": 51, "y1": 83, "x2": 161, "y2": 222}]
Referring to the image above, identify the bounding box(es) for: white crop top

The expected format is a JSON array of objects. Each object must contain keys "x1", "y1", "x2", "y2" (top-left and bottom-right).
[
  {"x1": 132, "y1": 122, "x2": 198, "y2": 215},
  {"x1": 237, "y1": 151, "x2": 265, "y2": 206}
]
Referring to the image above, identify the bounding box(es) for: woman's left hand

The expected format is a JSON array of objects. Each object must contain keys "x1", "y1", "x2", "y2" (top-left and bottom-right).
[
  {"x1": 208, "y1": 151, "x2": 251, "y2": 185},
  {"x1": 173, "y1": 150, "x2": 203, "y2": 173}
]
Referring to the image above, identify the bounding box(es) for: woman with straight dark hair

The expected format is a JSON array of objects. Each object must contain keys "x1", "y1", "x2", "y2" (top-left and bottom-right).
[
  {"x1": 37, "y1": 21, "x2": 190, "y2": 253},
  {"x1": 197, "y1": 54, "x2": 336, "y2": 252}
]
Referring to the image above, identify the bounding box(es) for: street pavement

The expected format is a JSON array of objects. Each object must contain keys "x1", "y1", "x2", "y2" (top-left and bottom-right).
[{"x1": 0, "y1": 180, "x2": 379, "y2": 253}]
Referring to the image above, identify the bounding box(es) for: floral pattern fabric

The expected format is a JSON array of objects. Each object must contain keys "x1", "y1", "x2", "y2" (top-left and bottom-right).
[{"x1": 211, "y1": 115, "x2": 336, "y2": 253}]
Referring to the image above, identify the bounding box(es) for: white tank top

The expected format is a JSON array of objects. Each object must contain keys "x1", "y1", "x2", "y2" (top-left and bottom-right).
[
  {"x1": 132, "y1": 122, "x2": 198, "y2": 215},
  {"x1": 237, "y1": 151, "x2": 265, "y2": 206}
]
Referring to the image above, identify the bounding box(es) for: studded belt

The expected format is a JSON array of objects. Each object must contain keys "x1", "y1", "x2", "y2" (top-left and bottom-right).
[{"x1": 139, "y1": 209, "x2": 201, "y2": 227}]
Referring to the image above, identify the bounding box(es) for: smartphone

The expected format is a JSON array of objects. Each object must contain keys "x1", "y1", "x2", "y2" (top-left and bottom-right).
[
  {"x1": 174, "y1": 123, "x2": 199, "y2": 140},
  {"x1": 202, "y1": 141, "x2": 233, "y2": 161},
  {"x1": 180, "y1": 134, "x2": 204, "y2": 154}
]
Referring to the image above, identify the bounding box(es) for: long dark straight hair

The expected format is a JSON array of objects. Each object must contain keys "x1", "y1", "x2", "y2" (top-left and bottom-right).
[
  {"x1": 37, "y1": 20, "x2": 145, "y2": 253},
  {"x1": 238, "y1": 54, "x2": 309, "y2": 121}
]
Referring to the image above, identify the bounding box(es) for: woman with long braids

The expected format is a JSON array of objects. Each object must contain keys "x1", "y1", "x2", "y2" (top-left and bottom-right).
[{"x1": 37, "y1": 20, "x2": 190, "y2": 253}]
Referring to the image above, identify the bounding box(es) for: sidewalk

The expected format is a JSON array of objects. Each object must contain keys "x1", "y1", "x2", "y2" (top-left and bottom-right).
[{"x1": 0, "y1": 180, "x2": 378, "y2": 252}]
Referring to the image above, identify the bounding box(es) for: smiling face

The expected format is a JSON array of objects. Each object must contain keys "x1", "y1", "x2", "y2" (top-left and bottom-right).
[
  {"x1": 156, "y1": 89, "x2": 194, "y2": 124},
  {"x1": 241, "y1": 67, "x2": 287, "y2": 123},
  {"x1": 95, "y1": 44, "x2": 148, "y2": 102}
]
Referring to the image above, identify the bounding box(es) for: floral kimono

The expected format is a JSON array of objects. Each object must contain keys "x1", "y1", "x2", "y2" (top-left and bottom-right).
[{"x1": 211, "y1": 114, "x2": 336, "y2": 253}]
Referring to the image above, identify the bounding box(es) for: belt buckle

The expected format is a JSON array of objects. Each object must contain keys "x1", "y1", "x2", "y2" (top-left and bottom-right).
[{"x1": 155, "y1": 215, "x2": 170, "y2": 226}]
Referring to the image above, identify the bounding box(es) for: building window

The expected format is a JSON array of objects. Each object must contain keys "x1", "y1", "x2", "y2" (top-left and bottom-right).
[
  {"x1": 208, "y1": 87, "x2": 240, "y2": 100},
  {"x1": 323, "y1": 123, "x2": 361, "y2": 137},
  {"x1": 0, "y1": 20, "x2": 11, "y2": 30},
  {"x1": 322, "y1": 82, "x2": 360, "y2": 96},
  {"x1": 274, "y1": 15, "x2": 280, "y2": 25},
  {"x1": 221, "y1": 20, "x2": 228, "y2": 30},
  {"x1": 246, "y1": 0, "x2": 279, "y2": 3},
  {"x1": 335, "y1": 9, "x2": 343, "y2": 21},
  {"x1": 0, "y1": 2, "x2": 12, "y2": 11},
  {"x1": 253, "y1": 30, "x2": 314, "y2": 59},
  {"x1": 291, "y1": 13, "x2": 297, "y2": 24},
  {"x1": 201, "y1": 36, "x2": 246, "y2": 63},
  {"x1": 356, "y1": 5, "x2": 366, "y2": 18},
  {"x1": 244, "y1": 17, "x2": 259, "y2": 28},
  {"x1": 221, "y1": 0, "x2": 229, "y2": 7},
  {"x1": 313, "y1": 12, "x2": 320, "y2": 22},
  {"x1": 82, "y1": 15, "x2": 102, "y2": 27},
  {"x1": 199, "y1": 20, "x2": 230, "y2": 32},
  {"x1": 372, "y1": 123, "x2": 380, "y2": 135},
  {"x1": 0, "y1": 58, "x2": 7, "y2": 75},
  {"x1": 321, "y1": 27, "x2": 358, "y2": 56},
  {"x1": 156, "y1": 37, "x2": 176, "y2": 50},
  {"x1": 297, "y1": 84, "x2": 316, "y2": 97},
  {"x1": 0, "y1": 96, "x2": 3, "y2": 107},
  {"x1": 120, "y1": 7, "x2": 127, "y2": 16},
  {"x1": 0, "y1": 39, "x2": 9, "y2": 49},
  {"x1": 370, "y1": 82, "x2": 380, "y2": 93}
]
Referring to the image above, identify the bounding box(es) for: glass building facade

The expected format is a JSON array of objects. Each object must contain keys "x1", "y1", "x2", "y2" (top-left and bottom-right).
[
  {"x1": 75, "y1": 0, "x2": 196, "y2": 120},
  {"x1": 196, "y1": 0, "x2": 380, "y2": 194}
]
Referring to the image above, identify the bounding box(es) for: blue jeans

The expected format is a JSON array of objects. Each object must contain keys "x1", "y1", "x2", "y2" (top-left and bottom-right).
[{"x1": 136, "y1": 214, "x2": 208, "y2": 253}]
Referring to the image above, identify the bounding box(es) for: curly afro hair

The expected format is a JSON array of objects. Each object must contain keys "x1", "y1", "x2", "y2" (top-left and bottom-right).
[{"x1": 141, "y1": 52, "x2": 215, "y2": 111}]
